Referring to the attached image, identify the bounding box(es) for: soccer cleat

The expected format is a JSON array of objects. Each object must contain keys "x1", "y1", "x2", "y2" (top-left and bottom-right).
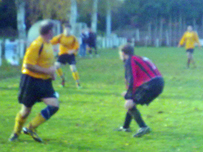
[
  {"x1": 61, "y1": 79, "x2": 65, "y2": 87},
  {"x1": 8, "y1": 133, "x2": 19, "y2": 142},
  {"x1": 76, "y1": 83, "x2": 82, "y2": 89},
  {"x1": 133, "y1": 126, "x2": 151, "y2": 137},
  {"x1": 115, "y1": 126, "x2": 131, "y2": 132},
  {"x1": 23, "y1": 127, "x2": 43, "y2": 143}
]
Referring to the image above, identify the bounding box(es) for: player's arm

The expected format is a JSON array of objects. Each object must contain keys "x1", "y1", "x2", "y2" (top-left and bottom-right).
[
  {"x1": 124, "y1": 60, "x2": 135, "y2": 100},
  {"x1": 68, "y1": 37, "x2": 80, "y2": 55},
  {"x1": 50, "y1": 35, "x2": 62, "y2": 45},
  {"x1": 178, "y1": 33, "x2": 186, "y2": 47},
  {"x1": 23, "y1": 43, "x2": 56, "y2": 76},
  {"x1": 25, "y1": 64, "x2": 56, "y2": 75},
  {"x1": 194, "y1": 32, "x2": 201, "y2": 48}
]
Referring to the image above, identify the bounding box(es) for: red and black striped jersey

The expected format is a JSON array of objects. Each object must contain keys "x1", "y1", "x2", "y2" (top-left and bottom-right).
[{"x1": 124, "y1": 55, "x2": 162, "y2": 100}]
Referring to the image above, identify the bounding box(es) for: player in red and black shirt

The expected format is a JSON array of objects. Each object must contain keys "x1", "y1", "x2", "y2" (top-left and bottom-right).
[{"x1": 117, "y1": 45, "x2": 164, "y2": 137}]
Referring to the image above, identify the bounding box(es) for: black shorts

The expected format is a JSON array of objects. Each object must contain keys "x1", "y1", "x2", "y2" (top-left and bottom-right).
[
  {"x1": 57, "y1": 54, "x2": 76, "y2": 65},
  {"x1": 133, "y1": 77, "x2": 164, "y2": 105},
  {"x1": 18, "y1": 74, "x2": 56, "y2": 107},
  {"x1": 186, "y1": 49, "x2": 194, "y2": 53}
]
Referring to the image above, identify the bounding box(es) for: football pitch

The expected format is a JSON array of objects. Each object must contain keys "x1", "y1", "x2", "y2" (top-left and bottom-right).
[{"x1": 0, "y1": 47, "x2": 203, "y2": 152}]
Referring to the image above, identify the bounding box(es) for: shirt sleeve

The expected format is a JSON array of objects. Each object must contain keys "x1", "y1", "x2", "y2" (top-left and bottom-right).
[
  {"x1": 72, "y1": 36, "x2": 80, "y2": 50},
  {"x1": 194, "y1": 32, "x2": 201, "y2": 45},
  {"x1": 50, "y1": 35, "x2": 62, "y2": 45},
  {"x1": 179, "y1": 33, "x2": 186, "y2": 46},
  {"x1": 124, "y1": 59, "x2": 134, "y2": 100},
  {"x1": 23, "y1": 42, "x2": 41, "y2": 65}
]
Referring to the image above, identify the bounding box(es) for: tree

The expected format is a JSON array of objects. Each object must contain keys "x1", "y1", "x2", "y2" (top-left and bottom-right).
[
  {"x1": 91, "y1": 0, "x2": 98, "y2": 32},
  {"x1": 15, "y1": 0, "x2": 26, "y2": 39}
]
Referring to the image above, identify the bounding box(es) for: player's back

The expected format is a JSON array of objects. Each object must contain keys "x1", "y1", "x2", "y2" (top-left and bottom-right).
[{"x1": 131, "y1": 55, "x2": 162, "y2": 87}]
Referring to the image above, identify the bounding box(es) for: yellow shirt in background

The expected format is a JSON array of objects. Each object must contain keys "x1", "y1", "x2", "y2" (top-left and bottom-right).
[
  {"x1": 50, "y1": 34, "x2": 79, "y2": 56},
  {"x1": 179, "y1": 31, "x2": 200, "y2": 49},
  {"x1": 22, "y1": 36, "x2": 55, "y2": 79}
]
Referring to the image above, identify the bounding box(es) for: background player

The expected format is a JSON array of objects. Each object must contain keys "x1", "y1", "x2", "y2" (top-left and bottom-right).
[
  {"x1": 51, "y1": 23, "x2": 81, "y2": 88},
  {"x1": 178, "y1": 25, "x2": 201, "y2": 68},
  {"x1": 87, "y1": 28, "x2": 98, "y2": 58},
  {"x1": 117, "y1": 45, "x2": 164, "y2": 137},
  {"x1": 9, "y1": 20, "x2": 59, "y2": 142}
]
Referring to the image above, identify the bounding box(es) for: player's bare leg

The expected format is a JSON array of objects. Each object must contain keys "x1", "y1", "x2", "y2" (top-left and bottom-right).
[
  {"x1": 190, "y1": 54, "x2": 196, "y2": 68},
  {"x1": 186, "y1": 52, "x2": 191, "y2": 68},
  {"x1": 55, "y1": 62, "x2": 65, "y2": 87}
]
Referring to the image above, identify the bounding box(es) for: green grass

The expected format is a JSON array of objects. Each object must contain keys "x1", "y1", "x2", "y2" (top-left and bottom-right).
[{"x1": 0, "y1": 47, "x2": 203, "y2": 152}]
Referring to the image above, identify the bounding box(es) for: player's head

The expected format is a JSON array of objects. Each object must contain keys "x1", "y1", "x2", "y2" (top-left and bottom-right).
[
  {"x1": 39, "y1": 20, "x2": 55, "y2": 40},
  {"x1": 187, "y1": 26, "x2": 193, "y2": 32},
  {"x1": 127, "y1": 38, "x2": 132, "y2": 43},
  {"x1": 63, "y1": 23, "x2": 72, "y2": 35},
  {"x1": 119, "y1": 44, "x2": 134, "y2": 61},
  {"x1": 88, "y1": 28, "x2": 92, "y2": 32}
]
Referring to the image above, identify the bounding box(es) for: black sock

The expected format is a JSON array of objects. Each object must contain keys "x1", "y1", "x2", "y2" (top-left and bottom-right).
[
  {"x1": 128, "y1": 106, "x2": 147, "y2": 128},
  {"x1": 123, "y1": 112, "x2": 132, "y2": 128}
]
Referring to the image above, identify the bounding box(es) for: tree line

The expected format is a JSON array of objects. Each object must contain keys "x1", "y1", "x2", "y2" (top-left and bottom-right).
[{"x1": 0, "y1": 0, "x2": 202, "y2": 46}]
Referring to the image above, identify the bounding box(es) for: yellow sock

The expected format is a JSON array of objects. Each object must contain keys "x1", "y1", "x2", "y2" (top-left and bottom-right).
[
  {"x1": 14, "y1": 112, "x2": 27, "y2": 135},
  {"x1": 27, "y1": 113, "x2": 46, "y2": 129},
  {"x1": 56, "y1": 68, "x2": 63, "y2": 77},
  {"x1": 72, "y1": 71, "x2": 79, "y2": 81}
]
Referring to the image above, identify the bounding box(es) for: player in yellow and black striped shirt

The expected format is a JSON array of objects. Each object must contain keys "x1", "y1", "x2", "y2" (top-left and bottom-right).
[
  {"x1": 51, "y1": 23, "x2": 81, "y2": 88},
  {"x1": 9, "y1": 20, "x2": 59, "y2": 143},
  {"x1": 178, "y1": 26, "x2": 201, "y2": 68}
]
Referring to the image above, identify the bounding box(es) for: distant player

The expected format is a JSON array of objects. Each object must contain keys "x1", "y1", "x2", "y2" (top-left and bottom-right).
[
  {"x1": 116, "y1": 45, "x2": 164, "y2": 137},
  {"x1": 9, "y1": 20, "x2": 59, "y2": 142},
  {"x1": 178, "y1": 26, "x2": 201, "y2": 68},
  {"x1": 79, "y1": 28, "x2": 88, "y2": 57},
  {"x1": 51, "y1": 23, "x2": 81, "y2": 88},
  {"x1": 87, "y1": 28, "x2": 98, "y2": 58}
]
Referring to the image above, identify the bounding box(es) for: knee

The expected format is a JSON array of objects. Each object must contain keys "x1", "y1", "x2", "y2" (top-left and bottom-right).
[
  {"x1": 70, "y1": 65, "x2": 77, "y2": 72},
  {"x1": 20, "y1": 108, "x2": 31, "y2": 118},
  {"x1": 41, "y1": 106, "x2": 59, "y2": 120},
  {"x1": 55, "y1": 62, "x2": 61, "y2": 69}
]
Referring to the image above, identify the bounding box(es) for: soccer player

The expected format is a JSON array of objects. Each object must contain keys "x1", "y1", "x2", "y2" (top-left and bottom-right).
[
  {"x1": 117, "y1": 45, "x2": 164, "y2": 137},
  {"x1": 87, "y1": 28, "x2": 98, "y2": 58},
  {"x1": 79, "y1": 28, "x2": 88, "y2": 57},
  {"x1": 9, "y1": 20, "x2": 59, "y2": 142},
  {"x1": 51, "y1": 23, "x2": 81, "y2": 88},
  {"x1": 178, "y1": 25, "x2": 201, "y2": 68}
]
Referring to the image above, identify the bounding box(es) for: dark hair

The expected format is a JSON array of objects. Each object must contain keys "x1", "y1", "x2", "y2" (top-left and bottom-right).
[
  {"x1": 121, "y1": 45, "x2": 134, "y2": 56},
  {"x1": 63, "y1": 23, "x2": 71, "y2": 28},
  {"x1": 39, "y1": 20, "x2": 54, "y2": 35},
  {"x1": 127, "y1": 38, "x2": 132, "y2": 43}
]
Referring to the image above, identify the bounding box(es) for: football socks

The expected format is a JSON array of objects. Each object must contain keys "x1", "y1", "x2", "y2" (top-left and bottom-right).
[{"x1": 14, "y1": 112, "x2": 27, "y2": 135}]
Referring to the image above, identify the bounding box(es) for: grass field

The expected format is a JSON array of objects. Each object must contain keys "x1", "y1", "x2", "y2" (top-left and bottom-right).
[{"x1": 0, "y1": 47, "x2": 203, "y2": 152}]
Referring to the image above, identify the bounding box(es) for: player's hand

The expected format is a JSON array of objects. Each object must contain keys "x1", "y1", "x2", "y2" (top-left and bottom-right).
[
  {"x1": 51, "y1": 73, "x2": 56, "y2": 80},
  {"x1": 121, "y1": 91, "x2": 127, "y2": 97},
  {"x1": 47, "y1": 66, "x2": 56, "y2": 75},
  {"x1": 124, "y1": 99, "x2": 135, "y2": 110},
  {"x1": 67, "y1": 50, "x2": 75, "y2": 55}
]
